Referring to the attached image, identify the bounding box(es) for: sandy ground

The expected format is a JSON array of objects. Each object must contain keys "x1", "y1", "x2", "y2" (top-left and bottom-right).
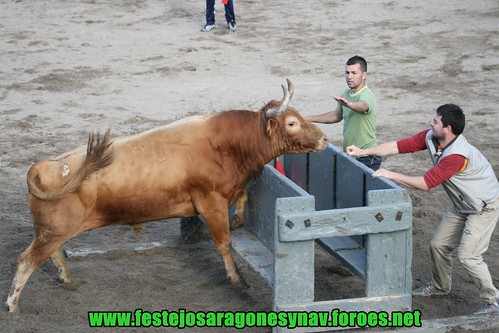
[{"x1": 1, "y1": 0, "x2": 498, "y2": 332}]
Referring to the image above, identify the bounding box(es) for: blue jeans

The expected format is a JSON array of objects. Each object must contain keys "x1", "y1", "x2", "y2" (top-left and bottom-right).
[
  {"x1": 205, "y1": 0, "x2": 235, "y2": 25},
  {"x1": 356, "y1": 155, "x2": 382, "y2": 171}
]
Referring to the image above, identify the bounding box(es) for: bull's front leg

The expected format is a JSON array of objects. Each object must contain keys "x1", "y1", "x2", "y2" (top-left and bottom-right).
[
  {"x1": 195, "y1": 194, "x2": 241, "y2": 282},
  {"x1": 206, "y1": 216, "x2": 240, "y2": 282},
  {"x1": 215, "y1": 237, "x2": 241, "y2": 283}
]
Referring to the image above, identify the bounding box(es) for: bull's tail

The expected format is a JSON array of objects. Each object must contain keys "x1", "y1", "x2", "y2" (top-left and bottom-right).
[{"x1": 27, "y1": 128, "x2": 114, "y2": 201}]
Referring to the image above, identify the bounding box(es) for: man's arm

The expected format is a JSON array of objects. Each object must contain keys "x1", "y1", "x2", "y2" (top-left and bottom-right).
[
  {"x1": 346, "y1": 141, "x2": 400, "y2": 157},
  {"x1": 347, "y1": 141, "x2": 428, "y2": 190},
  {"x1": 306, "y1": 107, "x2": 343, "y2": 124},
  {"x1": 372, "y1": 169, "x2": 429, "y2": 191},
  {"x1": 334, "y1": 96, "x2": 369, "y2": 113}
]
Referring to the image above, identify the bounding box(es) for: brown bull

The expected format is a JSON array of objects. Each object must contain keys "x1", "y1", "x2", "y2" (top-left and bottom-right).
[{"x1": 6, "y1": 80, "x2": 328, "y2": 312}]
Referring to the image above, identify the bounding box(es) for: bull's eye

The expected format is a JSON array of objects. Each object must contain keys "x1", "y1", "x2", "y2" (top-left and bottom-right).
[{"x1": 285, "y1": 116, "x2": 301, "y2": 133}]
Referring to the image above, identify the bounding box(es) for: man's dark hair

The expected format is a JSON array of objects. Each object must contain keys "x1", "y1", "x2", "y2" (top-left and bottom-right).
[
  {"x1": 437, "y1": 104, "x2": 465, "y2": 135},
  {"x1": 346, "y1": 55, "x2": 367, "y2": 72}
]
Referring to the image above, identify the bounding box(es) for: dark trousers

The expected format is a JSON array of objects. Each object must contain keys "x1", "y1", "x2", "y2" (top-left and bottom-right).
[
  {"x1": 205, "y1": 0, "x2": 235, "y2": 25},
  {"x1": 357, "y1": 155, "x2": 382, "y2": 171}
]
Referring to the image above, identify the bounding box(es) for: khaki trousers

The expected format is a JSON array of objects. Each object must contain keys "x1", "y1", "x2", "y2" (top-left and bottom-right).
[{"x1": 430, "y1": 198, "x2": 499, "y2": 304}]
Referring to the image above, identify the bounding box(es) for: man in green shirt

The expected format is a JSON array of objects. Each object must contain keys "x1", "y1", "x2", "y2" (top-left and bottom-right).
[{"x1": 307, "y1": 55, "x2": 380, "y2": 170}]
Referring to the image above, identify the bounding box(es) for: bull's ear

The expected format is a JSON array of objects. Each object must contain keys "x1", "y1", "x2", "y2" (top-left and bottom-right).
[{"x1": 266, "y1": 118, "x2": 277, "y2": 136}]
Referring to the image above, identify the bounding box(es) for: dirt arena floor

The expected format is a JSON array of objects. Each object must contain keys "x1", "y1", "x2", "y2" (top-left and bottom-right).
[{"x1": 1, "y1": 0, "x2": 498, "y2": 332}]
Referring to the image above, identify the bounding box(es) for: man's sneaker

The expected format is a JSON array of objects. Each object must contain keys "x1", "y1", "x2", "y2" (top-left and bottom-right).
[
  {"x1": 412, "y1": 282, "x2": 449, "y2": 296},
  {"x1": 473, "y1": 301, "x2": 499, "y2": 315},
  {"x1": 201, "y1": 24, "x2": 216, "y2": 32},
  {"x1": 228, "y1": 21, "x2": 237, "y2": 31}
]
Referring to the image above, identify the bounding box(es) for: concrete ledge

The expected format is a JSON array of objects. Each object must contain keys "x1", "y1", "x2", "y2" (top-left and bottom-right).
[{"x1": 367, "y1": 313, "x2": 499, "y2": 332}]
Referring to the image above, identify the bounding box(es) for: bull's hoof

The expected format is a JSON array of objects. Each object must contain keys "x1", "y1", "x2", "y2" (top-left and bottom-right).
[
  {"x1": 231, "y1": 278, "x2": 248, "y2": 289},
  {"x1": 55, "y1": 271, "x2": 72, "y2": 284},
  {"x1": 227, "y1": 271, "x2": 242, "y2": 283},
  {"x1": 60, "y1": 280, "x2": 77, "y2": 291},
  {"x1": 5, "y1": 301, "x2": 18, "y2": 314}
]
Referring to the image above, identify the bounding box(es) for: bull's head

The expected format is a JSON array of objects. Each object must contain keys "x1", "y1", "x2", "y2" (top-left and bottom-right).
[{"x1": 265, "y1": 79, "x2": 328, "y2": 154}]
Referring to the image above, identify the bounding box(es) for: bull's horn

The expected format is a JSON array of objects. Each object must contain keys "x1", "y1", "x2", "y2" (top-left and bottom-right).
[{"x1": 266, "y1": 79, "x2": 294, "y2": 118}]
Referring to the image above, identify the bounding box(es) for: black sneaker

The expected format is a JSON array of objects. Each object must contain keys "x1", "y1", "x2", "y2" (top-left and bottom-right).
[{"x1": 228, "y1": 21, "x2": 237, "y2": 31}]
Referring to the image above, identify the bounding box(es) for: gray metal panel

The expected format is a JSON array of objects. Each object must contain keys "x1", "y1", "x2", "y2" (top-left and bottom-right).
[
  {"x1": 365, "y1": 168, "x2": 403, "y2": 192},
  {"x1": 335, "y1": 153, "x2": 365, "y2": 208},
  {"x1": 336, "y1": 152, "x2": 369, "y2": 246},
  {"x1": 231, "y1": 227, "x2": 274, "y2": 287},
  {"x1": 316, "y1": 237, "x2": 366, "y2": 279},
  {"x1": 246, "y1": 165, "x2": 310, "y2": 249},
  {"x1": 308, "y1": 145, "x2": 336, "y2": 211},
  {"x1": 282, "y1": 153, "x2": 308, "y2": 191}
]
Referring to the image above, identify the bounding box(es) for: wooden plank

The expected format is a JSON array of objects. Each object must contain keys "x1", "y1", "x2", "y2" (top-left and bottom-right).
[
  {"x1": 278, "y1": 203, "x2": 412, "y2": 242},
  {"x1": 366, "y1": 188, "x2": 410, "y2": 205},
  {"x1": 365, "y1": 190, "x2": 413, "y2": 298},
  {"x1": 273, "y1": 197, "x2": 316, "y2": 307},
  {"x1": 365, "y1": 231, "x2": 412, "y2": 296}
]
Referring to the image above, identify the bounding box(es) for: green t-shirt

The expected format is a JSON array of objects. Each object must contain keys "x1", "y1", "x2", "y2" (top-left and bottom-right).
[{"x1": 339, "y1": 85, "x2": 377, "y2": 152}]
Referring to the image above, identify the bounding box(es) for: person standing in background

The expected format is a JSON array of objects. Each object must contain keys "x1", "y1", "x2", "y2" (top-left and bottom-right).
[{"x1": 201, "y1": 0, "x2": 237, "y2": 32}]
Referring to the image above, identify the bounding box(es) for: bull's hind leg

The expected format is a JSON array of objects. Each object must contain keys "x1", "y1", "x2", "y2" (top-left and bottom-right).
[
  {"x1": 6, "y1": 240, "x2": 59, "y2": 313},
  {"x1": 50, "y1": 246, "x2": 72, "y2": 283},
  {"x1": 6, "y1": 248, "x2": 36, "y2": 313}
]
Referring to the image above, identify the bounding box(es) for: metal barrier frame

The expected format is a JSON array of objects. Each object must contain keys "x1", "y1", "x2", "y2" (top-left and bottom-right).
[{"x1": 231, "y1": 144, "x2": 413, "y2": 332}]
